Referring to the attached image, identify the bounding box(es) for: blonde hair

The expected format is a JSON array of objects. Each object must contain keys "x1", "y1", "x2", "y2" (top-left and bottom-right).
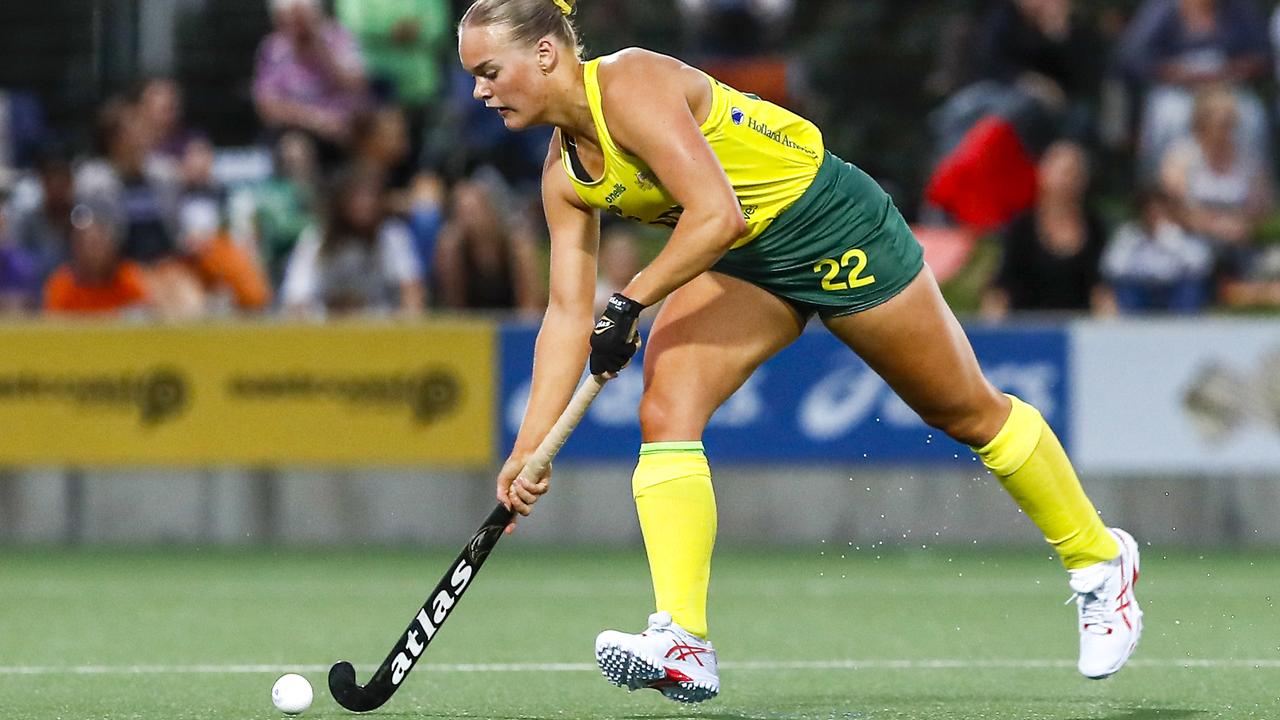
[{"x1": 459, "y1": 0, "x2": 584, "y2": 60}]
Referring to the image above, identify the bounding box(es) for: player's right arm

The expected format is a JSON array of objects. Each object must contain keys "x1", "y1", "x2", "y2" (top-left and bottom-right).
[{"x1": 496, "y1": 131, "x2": 600, "y2": 532}]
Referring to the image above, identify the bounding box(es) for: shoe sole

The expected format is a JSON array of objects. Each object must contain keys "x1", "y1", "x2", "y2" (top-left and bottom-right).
[
  {"x1": 1085, "y1": 528, "x2": 1143, "y2": 680},
  {"x1": 595, "y1": 641, "x2": 719, "y2": 703}
]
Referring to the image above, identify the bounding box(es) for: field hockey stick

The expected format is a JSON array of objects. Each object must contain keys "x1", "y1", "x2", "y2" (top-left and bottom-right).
[{"x1": 328, "y1": 373, "x2": 610, "y2": 712}]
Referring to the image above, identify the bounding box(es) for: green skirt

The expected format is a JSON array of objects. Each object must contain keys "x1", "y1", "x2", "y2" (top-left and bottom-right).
[{"x1": 712, "y1": 152, "x2": 924, "y2": 318}]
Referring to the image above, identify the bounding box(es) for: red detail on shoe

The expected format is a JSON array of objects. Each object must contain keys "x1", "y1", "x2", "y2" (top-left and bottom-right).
[
  {"x1": 665, "y1": 668, "x2": 693, "y2": 683},
  {"x1": 665, "y1": 642, "x2": 712, "y2": 666},
  {"x1": 1083, "y1": 624, "x2": 1114, "y2": 635},
  {"x1": 1115, "y1": 549, "x2": 1134, "y2": 631},
  {"x1": 645, "y1": 667, "x2": 693, "y2": 691}
]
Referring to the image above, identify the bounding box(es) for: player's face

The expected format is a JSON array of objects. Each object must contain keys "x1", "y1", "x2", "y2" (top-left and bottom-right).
[{"x1": 459, "y1": 25, "x2": 547, "y2": 130}]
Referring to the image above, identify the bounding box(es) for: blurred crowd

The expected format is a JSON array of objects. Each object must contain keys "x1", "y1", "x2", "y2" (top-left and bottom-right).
[
  {"x1": 925, "y1": 0, "x2": 1280, "y2": 316},
  {"x1": 2, "y1": 0, "x2": 1280, "y2": 322}
]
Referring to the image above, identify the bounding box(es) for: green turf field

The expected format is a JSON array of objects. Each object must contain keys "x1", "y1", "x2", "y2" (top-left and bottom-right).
[{"x1": 1, "y1": 543, "x2": 1277, "y2": 719}]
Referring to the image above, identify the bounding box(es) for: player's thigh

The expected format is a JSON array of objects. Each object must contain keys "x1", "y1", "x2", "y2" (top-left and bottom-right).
[
  {"x1": 822, "y1": 265, "x2": 1008, "y2": 446},
  {"x1": 641, "y1": 271, "x2": 805, "y2": 441}
]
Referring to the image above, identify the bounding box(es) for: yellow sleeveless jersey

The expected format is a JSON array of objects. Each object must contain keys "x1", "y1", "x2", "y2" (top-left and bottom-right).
[{"x1": 560, "y1": 58, "x2": 824, "y2": 248}]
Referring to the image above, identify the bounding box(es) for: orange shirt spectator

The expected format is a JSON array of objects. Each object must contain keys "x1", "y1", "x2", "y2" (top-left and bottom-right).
[
  {"x1": 44, "y1": 262, "x2": 149, "y2": 314},
  {"x1": 43, "y1": 202, "x2": 150, "y2": 315}
]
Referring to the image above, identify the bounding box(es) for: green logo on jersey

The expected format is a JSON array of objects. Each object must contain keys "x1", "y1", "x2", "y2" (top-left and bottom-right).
[{"x1": 605, "y1": 183, "x2": 627, "y2": 205}]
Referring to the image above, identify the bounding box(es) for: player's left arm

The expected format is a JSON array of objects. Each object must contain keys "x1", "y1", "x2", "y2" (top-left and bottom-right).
[{"x1": 598, "y1": 52, "x2": 747, "y2": 307}]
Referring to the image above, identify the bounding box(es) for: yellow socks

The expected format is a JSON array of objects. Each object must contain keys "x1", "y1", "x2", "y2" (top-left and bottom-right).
[
  {"x1": 632, "y1": 442, "x2": 717, "y2": 639},
  {"x1": 973, "y1": 395, "x2": 1119, "y2": 570}
]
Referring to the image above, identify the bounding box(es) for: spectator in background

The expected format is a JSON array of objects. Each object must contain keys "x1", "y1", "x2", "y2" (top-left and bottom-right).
[
  {"x1": 253, "y1": 0, "x2": 368, "y2": 162},
  {"x1": 0, "y1": 187, "x2": 39, "y2": 314},
  {"x1": 595, "y1": 224, "x2": 644, "y2": 314},
  {"x1": 1160, "y1": 86, "x2": 1274, "y2": 296},
  {"x1": 43, "y1": 202, "x2": 149, "y2": 316},
  {"x1": 281, "y1": 166, "x2": 423, "y2": 318},
  {"x1": 335, "y1": 0, "x2": 450, "y2": 168},
  {"x1": 349, "y1": 104, "x2": 446, "y2": 281},
  {"x1": 135, "y1": 77, "x2": 205, "y2": 168},
  {"x1": 924, "y1": 1, "x2": 1103, "y2": 232},
  {"x1": 1101, "y1": 188, "x2": 1214, "y2": 312},
  {"x1": 9, "y1": 141, "x2": 76, "y2": 295},
  {"x1": 1116, "y1": 0, "x2": 1271, "y2": 176},
  {"x1": 250, "y1": 131, "x2": 320, "y2": 287},
  {"x1": 982, "y1": 141, "x2": 1109, "y2": 318},
  {"x1": 350, "y1": 105, "x2": 414, "y2": 204},
  {"x1": 433, "y1": 173, "x2": 544, "y2": 314},
  {"x1": 77, "y1": 98, "x2": 181, "y2": 267},
  {"x1": 176, "y1": 138, "x2": 272, "y2": 313},
  {"x1": 974, "y1": 0, "x2": 1104, "y2": 138}
]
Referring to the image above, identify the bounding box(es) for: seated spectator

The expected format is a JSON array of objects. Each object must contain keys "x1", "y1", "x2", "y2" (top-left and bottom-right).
[
  {"x1": 43, "y1": 203, "x2": 149, "y2": 316},
  {"x1": 1116, "y1": 0, "x2": 1271, "y2": 176},
  {"x1": 76, "y1": 97, "x2": 182, "y2": 266},
  {"x1": 248, "y1": 131, "x2": 320, "y2": 287},
  {"x1": 0, "y1": 190, "x2": 39, "y2": 314},
  {"x1": 433, "y1": 173, "x2": 545, "y2": 314},
  {"x1": 975, "y1": 0, "x2": 1103, "y2": 113},
  {"x1": 253, "y1": 0, "x2": 369, "y2": 161},
  {"x1": 135, "y1": 77, "x2": 206, "y2": 168},
  {"x1": 982, "y1": 141, "x2": 1109, "y2": 317},
  {"x1": 281, "y1": 166, "x2": 423, "y2": 318},
  {"x1": 177, "y1": 138, "x2": 272, "y2": 313},
  {"x1": 349, "y1": 104, "x2": 445, "y2": 280},
  {"x1": 334, "y1": 0, "x2": 450, "y2": 168},
  {"x1": 350, "y1": 105, "x2": 414, "y2": 205},
  {"x1": 1101, "y1": 188, "x2": 1214, "y2": 312},
  {"x1": 405, "y1": 172, "x2": 445, "y2": 290},
  {"x1": 9, "y1": 141, "x2": 76, "y2": 296},
  {"x1": 1160, "y1": 86, "x2": 1274, "y2": 283},
  {"x1": 924, "y1": 0, "x2": 1104, "y2": 232}
]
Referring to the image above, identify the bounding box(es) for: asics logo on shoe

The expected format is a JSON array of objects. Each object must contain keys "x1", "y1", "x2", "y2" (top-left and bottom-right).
[
  {"x1": 665, "y1": 642, "x2": 713, "y2": 666},
  {"x1": 594, "y1": 317, "x2": 615, "y2": 334}
]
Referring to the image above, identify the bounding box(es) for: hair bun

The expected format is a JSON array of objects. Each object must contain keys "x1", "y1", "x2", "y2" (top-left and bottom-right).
[{"x1": 551, "y1": 0, "x2": 575, "y2": 16}]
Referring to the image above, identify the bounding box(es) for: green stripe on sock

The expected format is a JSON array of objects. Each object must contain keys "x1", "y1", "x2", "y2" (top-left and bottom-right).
[{"x1": 639, "y1": 441, "x2": 705, "y2": 456}]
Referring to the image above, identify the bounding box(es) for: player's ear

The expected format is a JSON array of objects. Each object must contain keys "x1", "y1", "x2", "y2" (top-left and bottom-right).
[{"x1": 535, "y1": 36, "x2": 558, "y2": 75}]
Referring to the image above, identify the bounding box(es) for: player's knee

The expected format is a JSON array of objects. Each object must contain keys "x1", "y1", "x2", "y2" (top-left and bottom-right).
[
  {"x1": 638, "y1": 389, "x2": 705, "y2": 439},
  {"x1": 917, "y1": 390, "x2": 1007, "y2": 447},
  {"x1": 638, "y1": 392, "x2": 675, "y2": 437}
]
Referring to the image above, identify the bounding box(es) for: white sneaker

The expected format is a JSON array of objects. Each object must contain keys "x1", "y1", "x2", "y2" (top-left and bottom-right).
[
  {"x1": 1069, "y1": 527, "x2": 1143, "y2": 679},
  {"x1": 594, "y1": 611, "x2": 719, "y2": 703}
]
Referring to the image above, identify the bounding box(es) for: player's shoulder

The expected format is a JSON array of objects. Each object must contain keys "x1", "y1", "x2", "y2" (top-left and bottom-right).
[{"x1": 596, "y1": 47, "x2": 689, "y2": 85}]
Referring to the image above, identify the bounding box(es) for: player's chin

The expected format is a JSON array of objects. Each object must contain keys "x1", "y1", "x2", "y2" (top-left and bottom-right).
[{"x1": 499, "y1": 109, "x2": 529, "y2": 130}]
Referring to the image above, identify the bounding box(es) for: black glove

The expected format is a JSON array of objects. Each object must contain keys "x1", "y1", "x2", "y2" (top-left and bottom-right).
[{"x1": 590, "y1": 293, "x2": 645, "y2": 376}]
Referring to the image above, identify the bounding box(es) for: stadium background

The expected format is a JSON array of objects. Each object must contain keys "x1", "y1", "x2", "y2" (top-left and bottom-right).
[{"x1": 2, "y1": 3, "x2": 1280, "y2": 719}]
